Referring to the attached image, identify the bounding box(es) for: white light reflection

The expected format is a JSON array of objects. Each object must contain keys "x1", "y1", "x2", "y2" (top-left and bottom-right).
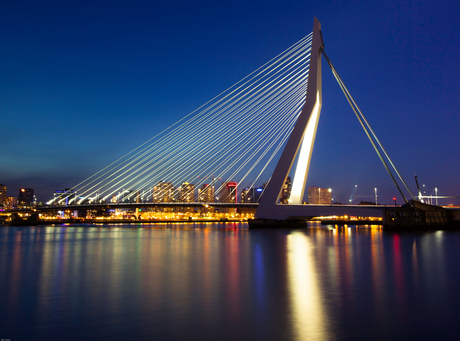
[{"x1": 287, "y1": 232, "x2": 331, "y2": 340}]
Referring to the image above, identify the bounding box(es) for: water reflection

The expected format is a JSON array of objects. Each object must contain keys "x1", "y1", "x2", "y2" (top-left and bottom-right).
[
  {"x1": 2, "y1": 224, "x2": 460, "y2": 340},
  {"x1": 287, "y1": 232, "x2": 331, "y2": 340}
]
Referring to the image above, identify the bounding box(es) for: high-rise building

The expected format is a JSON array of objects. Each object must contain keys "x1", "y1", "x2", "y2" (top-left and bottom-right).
[
  {"x1": 0, "y1": 184, "x2": 6, "y2": 209},
  {"x1": 308, "y1": 186, "x2": 331, "y2": 204},
  {"x1": 241, "y1": 187, "x2": 251, "y2": 203},
  {"x1": 152, "y1": 181, "x2": 174, "y2": 202},
  {"x1": 280, "y1": 176, "x2": 291, "y2": 203},
  {"x1": 198, "y1": 184, "x2": 215, "y2": 202},
  {"x1": 18, "y1": 188, "x2": 34, "y2": 208},
  {"x1": 220, "y1": 181, "x2": 237, "y2": 203},
  {"x1": 177, "y1": 183, "x2": 195, "y2": 202},
  {"x1": 6, "y1": 196, "x2": 18, "y2": 210},
  {"x1": 241, "y1": 185, "x2": 265, "y2": 203}
]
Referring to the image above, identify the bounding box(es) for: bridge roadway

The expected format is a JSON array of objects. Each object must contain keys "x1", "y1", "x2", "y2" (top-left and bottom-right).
[
  {"x1": 257, "y1": 203, "x2": 388, "y2": 220},
  {"x1": 12, "y1": 202, "x2": 259, "y2": 214},
  {"x1": 255, "y1": 203, "x2": 460, "y2": 222},
  {"x1": 7, "y1": 202, "x2": 387, "y2": 216},
  {"x1": 2, "y1": 202, "x2": 409, "y2": 217},
  {"x1": 3, "y1": 202, "x2": 386, "y2": 218},
  {"x1": 6, "y1": 203, "x2": 460, "y2": 222}
]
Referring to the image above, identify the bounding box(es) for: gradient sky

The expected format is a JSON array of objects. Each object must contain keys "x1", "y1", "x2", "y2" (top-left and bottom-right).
[{"x1": 1, "y1": 0, "x2": 459, "y2": 204}]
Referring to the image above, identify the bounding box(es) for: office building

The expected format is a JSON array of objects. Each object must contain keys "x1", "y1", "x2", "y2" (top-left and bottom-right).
[
  {"x1": 280, "y1": 176, "x2": 291, "y2": 203},
  {"x1": 177, "y1": 183, "x2": 195, "y2": 202},
  {"x1": 18, "y1": 188, "x2": 34, "y2": 208},
  {"x1": 6, "y1": 196, "x2": 18, "y2": 210},
  {"x1": 308, "y1": 186, "x2": 331, "y2": 204},
  {"x1": 152, "y1": 181, "x2": 175, "y2": 202},
  {"x1": 0, "y1": 184, "x2": 6, "y2": 209},
  {"x1": 220, "y1": 181, "x2": 237, "y2": 203},
  {"x1": 241, "y1": 185, "x2": 265, "y2": 203},
  {"x1": 198, "y1": 184, "x2": 215, "y2": 202}
]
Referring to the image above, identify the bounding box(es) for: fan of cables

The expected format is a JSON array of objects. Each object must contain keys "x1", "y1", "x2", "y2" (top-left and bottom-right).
[{"x1": 52, "y1": 33, "x2": 313, "y2": 205}]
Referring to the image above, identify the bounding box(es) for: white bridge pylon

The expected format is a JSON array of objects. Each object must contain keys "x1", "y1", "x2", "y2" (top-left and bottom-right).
[{"x1": 256, "y1": 17, "x2": 325, "y2": 220}]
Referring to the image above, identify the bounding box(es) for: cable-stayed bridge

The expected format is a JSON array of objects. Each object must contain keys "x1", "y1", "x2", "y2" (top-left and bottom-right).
[
  {"x1": 48, "y1": 29, "x2": 314, "y2": 209},
  {"x1": 31, "y1": 18, "x2": 459, "y2": 229}
]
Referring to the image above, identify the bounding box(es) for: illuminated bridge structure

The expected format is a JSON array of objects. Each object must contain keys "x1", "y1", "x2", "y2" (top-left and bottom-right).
[
  {"x1": 251, "y1": 18, "x2": 460, "y2": 227},
  {"x1": 29, "y1": 18, "x2": 459, "y2": 228}
]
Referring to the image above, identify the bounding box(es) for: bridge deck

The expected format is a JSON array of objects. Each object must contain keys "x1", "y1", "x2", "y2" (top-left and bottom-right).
[{"x1": 256, "y1": 204, "x2": 387, "y2": 221}]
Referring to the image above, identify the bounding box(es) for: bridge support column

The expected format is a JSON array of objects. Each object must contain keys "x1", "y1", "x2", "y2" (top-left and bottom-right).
[{"x1": 253, "y1": 17, "x2": 324, "y2": 225}]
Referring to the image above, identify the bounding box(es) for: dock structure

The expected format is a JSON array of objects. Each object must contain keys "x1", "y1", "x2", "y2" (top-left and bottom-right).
[{"x1": 384, "y1": 201, "x2": 460, "y2": 230}]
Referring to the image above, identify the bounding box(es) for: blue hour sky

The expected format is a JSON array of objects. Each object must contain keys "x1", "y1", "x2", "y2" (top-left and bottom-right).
[{"x1": 1, "y1": 0, "x2": 459, "y2": 204}]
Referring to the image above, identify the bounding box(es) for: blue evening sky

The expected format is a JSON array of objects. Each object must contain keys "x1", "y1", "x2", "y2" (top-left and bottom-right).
[{"x1": 1, "y1": 0, "x2": 459, "y2": 204}]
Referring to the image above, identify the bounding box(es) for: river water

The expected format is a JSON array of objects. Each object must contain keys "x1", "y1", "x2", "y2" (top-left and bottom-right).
[{"x1": 1, "y1": 222, "x2": 460, "y2": 340}]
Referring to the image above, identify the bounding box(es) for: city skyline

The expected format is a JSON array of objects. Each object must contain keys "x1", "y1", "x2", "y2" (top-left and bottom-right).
[{"x1": 1, "y1": 0, "x2": 459, "y2": 204}]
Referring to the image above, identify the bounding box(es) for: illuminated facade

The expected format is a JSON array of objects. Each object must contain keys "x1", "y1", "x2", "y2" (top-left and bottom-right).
[
  {"x1": 221, "y1": 181, "x2": 237, "y2": 203},
  {"x1": 280, "y1": 176, "x2": 292, "y2": 203},
  {"x1": 152, "y1": 181, "x2": 174, "y2": 202},
  {"x1": 5, "y1": 196, "x2": 17, "y2": 210},
  {"x1": 177, "y1": 182, "x2": 195, "y2": 202},
  {"x1": 241, "y1": 184, "x2": 266, "y2": 203},
  {"x1": 0, "y1": 184, "x2": 6, "y2": 209},
  {"x1": 18, "y1": 188, "x2": 34, "y2": 208},
  {"x1": 198, "y1": 184, "x2": 215, "y2": 202},
  {"x1": 308, "y1": 186, "x2": 331, "y2": 204}
]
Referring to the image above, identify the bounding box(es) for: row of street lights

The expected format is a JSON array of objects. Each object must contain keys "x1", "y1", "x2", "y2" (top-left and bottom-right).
[{"x1": 347, "y1": 184, "x2": 439, "y2": 206}]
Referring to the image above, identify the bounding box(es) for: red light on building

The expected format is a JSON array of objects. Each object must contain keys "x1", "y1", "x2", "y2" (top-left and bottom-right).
[{"x1": 226, "y1": 182, "x2": 238, "y2": 203}]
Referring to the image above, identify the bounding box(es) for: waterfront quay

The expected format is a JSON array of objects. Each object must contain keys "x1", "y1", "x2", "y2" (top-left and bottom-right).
[
  {"x1": 4, "y1": 201, "x2": 460, "y2": 229},
  {"x1": 1, "y1": 202, "x2": 384, "y2": 226},
  {"x1": 6, "y1": 202, "x2": 259, "y2": 223},
  {"x1": 0, "y1": 202, "x2": 394, "y2": 227}
]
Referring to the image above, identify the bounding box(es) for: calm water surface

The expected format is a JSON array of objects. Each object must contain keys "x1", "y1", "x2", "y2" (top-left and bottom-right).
[{"x1": 1, "y1": 222, "x2": 460, "y2": 340}]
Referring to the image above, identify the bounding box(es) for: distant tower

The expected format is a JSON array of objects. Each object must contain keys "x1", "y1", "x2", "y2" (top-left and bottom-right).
[
  {"x1": 221, "y1": 182, "x2": 237, "y2": 203},
  {"x1": 279, "y1": 177, "x2": 292, "y2": 204},
  {"x1": 241, "y1": 184, "x2": 266, "y2": 203},
  {"x1": 241, "y1": 187, "x2": 251, "y2": 203},
  {"x1": 307, "y1": 186, "x2": 331, "y2": 204},
  {"x1": 0, "y1": 184, "x2": 6, "y2": 209},
  {"x1": 177, "y1": 183, "x2": 195, "y2": 202},
  {"x1": 152, "y1": 181, "x2": 174, "y2": 202},
  {"x1": 18, "y1": 188, "x2": 34, "y2": 208},
  {"x1": 198, "y1": 184, "x2": 215, "y2": 202},
  {"x1": 6, "y1": 196, "x2": 18, "y2": 210}
]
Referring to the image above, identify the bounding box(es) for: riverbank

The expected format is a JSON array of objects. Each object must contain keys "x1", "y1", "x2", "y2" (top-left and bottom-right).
[{"x1": 37, "y1": 218, "x2": 248, "y2": 225}]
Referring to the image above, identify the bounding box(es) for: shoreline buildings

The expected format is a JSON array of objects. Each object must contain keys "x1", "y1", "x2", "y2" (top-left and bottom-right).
[
  {"x1": 220, "y1": 182, "x2": 238, "y2": 203},
  {"x1": 308, "y1": 186, "x2": 332, "y2": 204},
  {"x1": 18, "y1": 188, "x2": 34, "y2": 208},
  {"x1": 198, "y1": 184, "x2": 215, "y2": 202},
  {"x1": 152, "y1": 181, "x2": 174, "y2": 202},
  {"x1": 0, "y1": 184, "x2": 6, "y2": 209}
]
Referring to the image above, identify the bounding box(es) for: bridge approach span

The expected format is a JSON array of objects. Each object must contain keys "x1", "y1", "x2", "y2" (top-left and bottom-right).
[
  {"x1": 34, "y1": 202, "x2": 259, "y2": 213},
  {"x1": 256, "y1": 204, "x2": 385, "y2": 221}
]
